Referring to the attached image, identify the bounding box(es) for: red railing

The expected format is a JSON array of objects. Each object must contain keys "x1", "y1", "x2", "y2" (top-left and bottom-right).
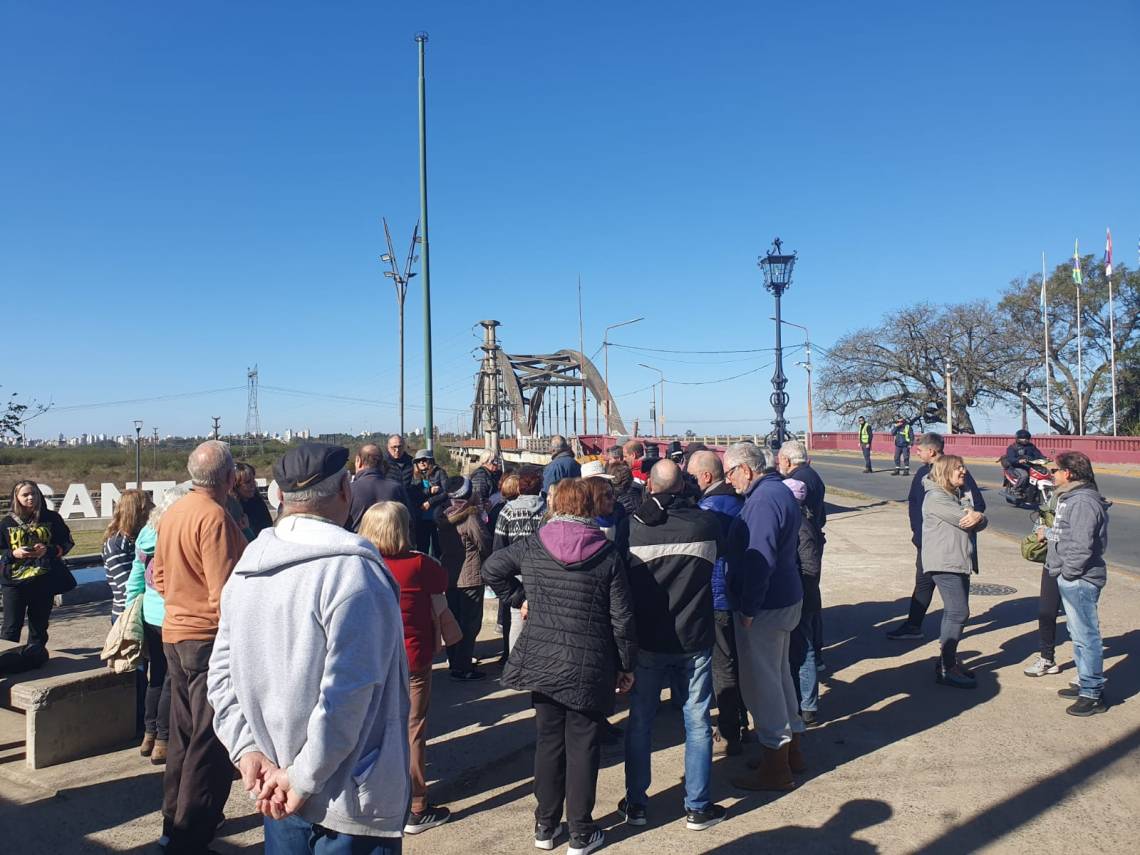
[{"x1": 808, "y1": 432, "x2": 1140, "y2": 464}]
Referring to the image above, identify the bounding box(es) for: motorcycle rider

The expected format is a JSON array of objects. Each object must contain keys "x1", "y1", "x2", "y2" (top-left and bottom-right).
[{"x1": 1002, "y1": 429, "x2": 1046, "y2": 495}]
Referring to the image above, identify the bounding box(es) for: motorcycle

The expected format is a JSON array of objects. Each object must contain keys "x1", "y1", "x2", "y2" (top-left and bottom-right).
[{"x1": 999, "y1": 457, "x2": 1054, "y2": 510}]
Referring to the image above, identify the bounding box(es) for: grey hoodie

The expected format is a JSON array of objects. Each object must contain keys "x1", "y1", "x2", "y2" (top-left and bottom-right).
[
  {"x1": 920, "y1": 478, "x2": 980, "y2": 575},
  {"x1": 207, "y1": 515, "x2": 410, "y2": 838},
  {"x1": 1045, "y1": 482, "x2": 1111, "y2": 588}
]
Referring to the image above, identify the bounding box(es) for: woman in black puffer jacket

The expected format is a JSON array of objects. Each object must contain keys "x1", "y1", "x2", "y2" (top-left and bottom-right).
[{"x1": 483, "y1": 477, "x2": 637, "y2": 855}]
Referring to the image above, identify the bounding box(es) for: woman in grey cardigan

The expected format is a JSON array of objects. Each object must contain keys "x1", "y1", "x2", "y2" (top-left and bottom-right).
[{"x1": 921, "y1": 455, "x2": 987, "y2": 688}]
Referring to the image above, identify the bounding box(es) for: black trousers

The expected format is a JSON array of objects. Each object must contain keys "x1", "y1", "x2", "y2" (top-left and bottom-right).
[
  {"x1": 143, "y1": 622, "x2": 172, "y2": 741},
  {"x1": 532, "y1": 693, "x2": 601, "y2": 837},
  {"x1": 1, "y1": 575, "x2": 54, "y2": 647},
  {"x1": 1038, "y1": 566, "x2": 1062, "y2": 662},
  {"x1": 906, "y1": 550, "x2": 936, "y2": 628},
  {"x1": 711, "y1": 609, "x2": 748, "y2": 742},
  {"x1": 415, "y1": 520, "x2": 440, "y2": 558},
  {"x1": 894, "y1": 446, "x2": 911, "y2": 470},
  {"x1": 446, "y1": 585, "x2": 484, "y2": 673},
  {"x1": 163, "y1": 640, "x2": 234, "y2": 854}
]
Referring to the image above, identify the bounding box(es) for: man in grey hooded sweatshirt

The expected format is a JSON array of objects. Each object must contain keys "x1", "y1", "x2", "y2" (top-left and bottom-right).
[{"x1": 207, "y1": 443, "x2": 411, "y2": 853}]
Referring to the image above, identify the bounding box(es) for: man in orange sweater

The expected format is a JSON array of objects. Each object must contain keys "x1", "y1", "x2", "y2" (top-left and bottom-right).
[{"x1": 153, "y1": 440, "x2": 247, "y2": 854}]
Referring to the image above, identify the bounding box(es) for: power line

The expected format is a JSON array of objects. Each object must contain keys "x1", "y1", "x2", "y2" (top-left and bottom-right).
[
  {"x1": 49, "y1": 386, "x2": 246, "y2": 413},
  {"x1": 608, "y1": 342, "x2": 781, "y2": 355}
]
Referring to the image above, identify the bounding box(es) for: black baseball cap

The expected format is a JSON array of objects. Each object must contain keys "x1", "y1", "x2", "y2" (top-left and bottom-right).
[{"x1": 273, "y1": 443, "x2": 349, "y2": 492}]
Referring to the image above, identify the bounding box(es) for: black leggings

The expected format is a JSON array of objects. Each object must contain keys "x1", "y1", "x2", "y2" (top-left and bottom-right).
[
  {"x1": 1038, "y1": 567, "x2": 1062, "y2": 662},
  {"x1": 931, "y1": 573, "x2": 970, "y2": 667},
  {"x1": 142, "y1": 621, "x2": 172, "y2": 741},
  {"x1": 0, "y1": 575, "x2": 54, "y2": 648}
]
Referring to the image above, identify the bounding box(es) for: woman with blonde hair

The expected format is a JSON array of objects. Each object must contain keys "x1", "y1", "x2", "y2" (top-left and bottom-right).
[
  {"x1": 102, "y1": 489, "x2": 154, "y2": 619},
  {"x1": 921, "y1": 454, "x2": 987, "y2": 689},
  {"x1": 125, "y1": 482, "x2": 191, "y2": 763},
  {"x1": 359, "y1": 500, "x2": 458, "y2": 836}
]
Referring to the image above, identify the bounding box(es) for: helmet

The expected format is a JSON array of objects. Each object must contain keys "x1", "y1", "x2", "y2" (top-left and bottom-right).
[{"x1": 1015, "y1": 429, "x2": 1031, "y2": 441}]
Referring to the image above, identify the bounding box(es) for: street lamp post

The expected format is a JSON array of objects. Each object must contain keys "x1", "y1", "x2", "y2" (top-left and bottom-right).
[
  {"x1": 638, "y1": 363, "x2": 664, "y2": 438},
  {"x1": 758, "y1": 238, "x2": 797, "y2": 449},
  {"x1": 1017, "y1": 380, "x2": 1030, "y2": 432},
  {"x1": 603, "y1": 317, "x2": 643, "y2": 435},
  {"x1": 416, "y1": 31, "x2": 435, "y2": 451},
  {"x1": 133, "y1": 420, "x2": 143, "y2": 489}
]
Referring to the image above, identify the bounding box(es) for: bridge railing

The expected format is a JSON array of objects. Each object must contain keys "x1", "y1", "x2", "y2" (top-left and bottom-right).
[{"x1": 810, "y1": 432, "x2": 1140, "y2": 464}]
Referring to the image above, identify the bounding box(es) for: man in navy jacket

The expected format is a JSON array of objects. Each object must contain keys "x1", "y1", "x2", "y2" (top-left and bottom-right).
[
  {"x1": 722, "y1": 442, "x2": 804, "y2": 793},
  {"x1": 346, "y1": 444, "x2": 412, "y2": 531}
]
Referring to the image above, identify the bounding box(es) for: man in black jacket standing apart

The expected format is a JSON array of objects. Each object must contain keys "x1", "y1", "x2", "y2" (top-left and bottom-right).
[
  {"x1": 346, "y1": 444, "x2": 412, "y2": 531},
  {"x1": 886, "y1": 431, "x2": 986, "y2": 640},
  {"x1": 620, "y1": 459, "x2": 727, "y2": 832},
  {"x1": 384, "y1": 434, "x2": 415, "y2": 495}
]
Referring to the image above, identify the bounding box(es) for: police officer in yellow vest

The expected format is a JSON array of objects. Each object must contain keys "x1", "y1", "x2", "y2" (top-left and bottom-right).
[
  {"x1": 889, "y1": 415, "x2": 913, "y2": 476},
  {"x1": 858, "y1": 416, "x2": 873, "y2": 473}
]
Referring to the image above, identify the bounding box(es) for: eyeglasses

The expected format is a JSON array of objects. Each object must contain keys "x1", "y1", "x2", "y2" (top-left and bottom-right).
[
  {"x1": 1047, "y1": 467, "x2": 1060, "y2": 474},
  {"x1": 389, "y1": 443, "x2": 404, "y2": 449},
  {"x1": 725, "y1": 464, "x2": 741, "y2": 481}
]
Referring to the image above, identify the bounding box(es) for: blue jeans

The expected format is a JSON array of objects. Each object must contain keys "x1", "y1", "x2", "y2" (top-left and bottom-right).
[
  {"x1": 625, "y1": 649, "x2": 713, "y2": 812},
  {"x1": 790, "y1": 609, "x2": 821, "y2": 713},
  {"x1": 1058, "y1": 576, "x2": 1105, "y2": 699},
  {"x1": 264, "y1": 815, "x2": 403, "y2": 855}
]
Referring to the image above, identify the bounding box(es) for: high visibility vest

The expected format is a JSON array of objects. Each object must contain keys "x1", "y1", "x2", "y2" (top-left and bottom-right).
[
  {"x1": 902, "y1": 425, "x2": 912, "y2": 443},
  {"x1": 859, "y1": 423, "x2": 871, "y2": 444}
]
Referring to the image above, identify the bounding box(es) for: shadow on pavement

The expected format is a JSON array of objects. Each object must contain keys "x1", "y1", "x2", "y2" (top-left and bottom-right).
[{"x1": 700, "y1": 798, "x2": 892, "y2": 854}]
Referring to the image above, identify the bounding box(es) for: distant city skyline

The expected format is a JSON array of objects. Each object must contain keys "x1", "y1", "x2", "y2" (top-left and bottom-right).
[{"x1": 4, "y1": 2, "x2": 1136, "y2": 440}]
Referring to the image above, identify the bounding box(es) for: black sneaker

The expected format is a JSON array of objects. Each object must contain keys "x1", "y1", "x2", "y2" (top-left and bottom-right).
[
  {"x1": 1057, "y1": 686, "x2": 1080, "y2": 698},
  {"x1": 801, "y1": 709, "x2": 819, "y2": 727},
  {"x1": 568, "y1": 829, "x2": 605, "y2": 855},
  {"x1": 449, "y1": 669, "x2": 487, "y2": 682},
  {"x1": 1066, "y1": 696, "x2": 1107, "y2": 717},
  {"x1": 886, "y1": 623, "x2": 923, "y2": 641},
  {"x1": 404, "y1": 806, "x2": 451, "y2": 834},
  {"x1": 534, "y1": 822, "x2": 565, "y2": 851},
  {"x1": 686, "y1": 803, "x2": 727, "y2": 831},
  {"x1": 617, "y1": 798, "x2": 647, "y2": 826}
]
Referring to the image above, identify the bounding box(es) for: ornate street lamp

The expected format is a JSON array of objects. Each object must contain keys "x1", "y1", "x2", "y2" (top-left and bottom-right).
[{"x1": 758, "y1": 238, "x2": 797, "y2": 448}]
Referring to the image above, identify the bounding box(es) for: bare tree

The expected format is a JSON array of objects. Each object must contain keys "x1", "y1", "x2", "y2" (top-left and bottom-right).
[{"x1": 818, "y1": 302, "x2": 1035, "y2": 432}]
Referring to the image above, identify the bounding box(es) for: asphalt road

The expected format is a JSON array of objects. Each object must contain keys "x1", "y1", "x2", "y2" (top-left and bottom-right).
[{"x1": 810, "y1": 451, "x2": 1140, "y2": 575}]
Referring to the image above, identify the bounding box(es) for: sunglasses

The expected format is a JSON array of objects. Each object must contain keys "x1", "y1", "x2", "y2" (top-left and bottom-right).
[{"x1": 1047, "y1": 467, "x2": 1060, "y2": 474}]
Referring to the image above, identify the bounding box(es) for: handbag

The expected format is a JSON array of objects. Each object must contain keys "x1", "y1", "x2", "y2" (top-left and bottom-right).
[
  {"x1": 47, "y1": 558, "x2": 77, "y2": 595},
  {"x1": 1021, "y1": 534, "x2": 1047, "y2": 563}
]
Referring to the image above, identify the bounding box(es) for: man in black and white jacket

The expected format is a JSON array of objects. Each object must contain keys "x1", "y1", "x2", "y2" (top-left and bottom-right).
[{"x1": 620, "y1": 459, "x2": 727, "y2": 832}]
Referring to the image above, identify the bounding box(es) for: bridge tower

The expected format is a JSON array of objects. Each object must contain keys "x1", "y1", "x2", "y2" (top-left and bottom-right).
[{"x1": 476, "y1": 321, "x2": 504, "y2": 455}]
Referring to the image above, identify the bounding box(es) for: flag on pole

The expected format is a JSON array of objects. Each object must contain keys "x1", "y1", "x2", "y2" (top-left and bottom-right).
[
  {"x1": 1040, "y1": 270, "x2": 1047, "y2": 321},
  {"x1": 1073, "y1": 239, "x2": 1082, "y2": 284},
  {"x1": 1106, "y1": 229, "x2": 1113, "y2": 277}
]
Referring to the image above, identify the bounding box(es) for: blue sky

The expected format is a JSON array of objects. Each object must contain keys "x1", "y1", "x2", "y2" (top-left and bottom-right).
[{"x1": 4, "y1": 1, "x2": 1138, "y2": 440}]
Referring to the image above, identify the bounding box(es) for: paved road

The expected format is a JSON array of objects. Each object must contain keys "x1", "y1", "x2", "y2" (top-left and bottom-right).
[{"x1": 810, "y1": 452, "x2": 1140, "y2": 574}]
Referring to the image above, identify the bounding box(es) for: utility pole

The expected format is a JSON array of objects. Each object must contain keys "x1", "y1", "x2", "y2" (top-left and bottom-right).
[
  {"x1": 152, "y1": 427, "x2": 158, "y2": 471},
  {"x1": 779, "y1": 318, "x2": 812, "y2": 449},
  {"x1": 638, "y1": 363, "x2": 664, "y2": 437},
  {"x1": 578, "y1": 276, "x2": 587, "y2": 435},
  {"x1": 416, "y1": 32, "x2": 435, "y2": 451},
  {"x1": 944, "y1": 362, "x2": 954, "y2": 435},
  {"x1": 649, "y1": 386, "x2": 657, "y2": 438},
  {"x1": 211, "y1": 416, "x2": 221, "y2": 440},
  {"x1": 478, "y1": 320, "x2": 502, "y2": 456},
  {"x1": 603, "y1": 317, "x2": 643, "y2": 435}
]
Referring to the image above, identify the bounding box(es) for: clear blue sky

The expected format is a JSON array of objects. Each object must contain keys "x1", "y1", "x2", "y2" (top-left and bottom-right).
[{"x1": 4, "y1": 1, "x2": 1137, "y2": 440}]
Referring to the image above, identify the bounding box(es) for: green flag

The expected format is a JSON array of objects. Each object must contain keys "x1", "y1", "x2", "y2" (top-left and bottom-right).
[{"x1": 1073, "y1": 239, "x2": 1082, "y2": 284}]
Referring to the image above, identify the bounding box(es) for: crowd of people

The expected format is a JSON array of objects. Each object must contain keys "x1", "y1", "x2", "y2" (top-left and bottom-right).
[{"x1": 0, "y1": 428, "x2": 1115, "y2": 853}]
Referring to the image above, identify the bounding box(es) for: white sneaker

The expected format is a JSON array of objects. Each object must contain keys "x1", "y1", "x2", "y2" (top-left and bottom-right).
[{"x1": 1023, "y1": 657, "x2": 1060, "y2": 677}]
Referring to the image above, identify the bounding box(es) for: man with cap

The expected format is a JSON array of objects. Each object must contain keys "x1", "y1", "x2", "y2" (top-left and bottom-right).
[
  {"x1": 411, "y1": 448, "x2": 448, "y2": 556},
  {"x1": 348, "y1": 444, "x2": 413, "y2": 532},
  {"x1": 153, "y1": 440, "x2": 248, "y2": 853},
  {"x1": 435, "y1": 476, "x2": 492, "y2": 681},
  {"x1": 208, "y1": 443, "x2": 413, "y2": 850}
]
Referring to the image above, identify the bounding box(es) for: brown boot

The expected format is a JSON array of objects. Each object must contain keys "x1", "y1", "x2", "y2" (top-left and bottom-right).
[
  {"x1": 150, "y1": 739, "x2": 167, "y2": 765},
  {"x1": 731, "y1": 744, "x2": 795, "y2": 792},
  {"x1": 788, "y1": 733, "x2": 807, "y2": 773},
  {"x1": 140, "y1": 733, "x2": 156, "y2": 757},
  {"x1": 713, "y1": 731, "x2": 742, "y2": 757}
]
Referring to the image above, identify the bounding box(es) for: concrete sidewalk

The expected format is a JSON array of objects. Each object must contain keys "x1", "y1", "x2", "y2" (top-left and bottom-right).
[{"x1": 1, "y1": 493, "x2": 1137, "y2": 853}]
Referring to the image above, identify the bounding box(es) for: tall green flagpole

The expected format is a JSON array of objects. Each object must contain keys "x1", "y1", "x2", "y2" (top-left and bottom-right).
[{"x1": 416, "y1": 32, "x2": 434, "y2": 451}]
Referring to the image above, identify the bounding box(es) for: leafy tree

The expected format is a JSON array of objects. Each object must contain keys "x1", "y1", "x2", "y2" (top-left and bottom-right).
[
  {"x1": 817, "y1": 301, "x2": 1034, "y2": 433},
  {"x1": 998, "y1": 260, "x2": 1139, "y2": 434}
]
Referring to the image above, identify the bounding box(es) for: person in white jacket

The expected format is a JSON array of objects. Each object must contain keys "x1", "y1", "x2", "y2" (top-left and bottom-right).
[{"x1": 207, "y1": 443, "x2": 410, "y2": 854}]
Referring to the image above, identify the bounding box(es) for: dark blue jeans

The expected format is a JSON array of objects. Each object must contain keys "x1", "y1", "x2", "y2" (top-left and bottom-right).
[{"x1": 264, "y1": 815, "x2": 402, "y2": 854}]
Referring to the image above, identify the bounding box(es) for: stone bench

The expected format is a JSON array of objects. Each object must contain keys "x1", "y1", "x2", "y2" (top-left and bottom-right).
[{"x1": 0, "y1": 643, "x2": 136, "y2": 769}]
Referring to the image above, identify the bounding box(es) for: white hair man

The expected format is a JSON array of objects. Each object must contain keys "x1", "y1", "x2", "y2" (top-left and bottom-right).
[
  {"x1": 688, "y1": 450, "x2": 748, "y2": 754},
  {"x1": 776, "y1": 439, "x2": 827, "y2": 726},
  {"x1": 721, "y1": 442, "x2": 806, "y2": 792},
  {"x1": 151, "y1": 440, "x2": 248, "y2": 852},
  {"x1": 542, "y1": 434, "x2": 581, "y2": 493},
  {"x1": 208, "y1": 443, "x2": 412, "y2": 849}
]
